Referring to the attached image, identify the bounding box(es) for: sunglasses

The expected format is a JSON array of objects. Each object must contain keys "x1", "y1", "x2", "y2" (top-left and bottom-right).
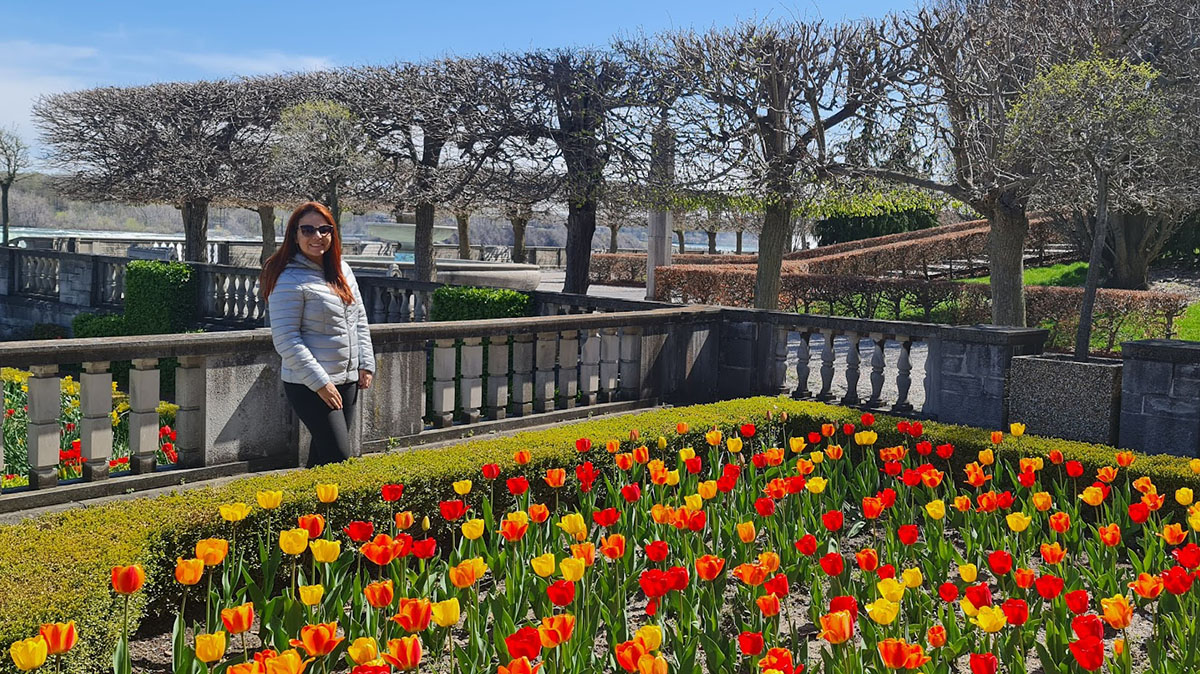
[{"x1": 298, "y1": 224, "x2": 335, "y2": 237}]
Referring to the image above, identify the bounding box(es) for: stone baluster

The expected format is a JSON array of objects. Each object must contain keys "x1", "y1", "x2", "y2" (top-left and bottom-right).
[
  {"x1": 486, "y1": 336, "x2": 511, "y2": 420},
  {"x1": 129, "y1": 358, "x2": 160, "y2": 474},
  {"x1": 534, "y1": 331, "x2": 558, "y2": 413},
  {"x1": 579, "y1": 330, "x2": 601, "y2": 406},
  {"x1": 841, "y1": 332, "x2": 861, "y2": 405},
  {"x1": 510, "y1": 333, "x2": 535, "y2": 416},
  {"x1": 619, "y1": 327, "x2": 643, "y2": 401},
  {"x1": 772, "y1": 327, "x2": 790, "y2": 396},
  {"x1": 556, "y1": 329, "x2": 580, "y2": 409},
  {"x1": 26, "y1": 365, "x2": 61, "y2": 489},
  {"x1": 415, "y1": 291, "x2": 429, "y2": 322},
  {"x1": 598, "y1": 327, "x2": 620, "y2": 402},
  {"x1": 793, "y1": 332, "x2": 812, "y2": 399},
  {"x1": 430, "y1": 339, "x2": 457, "y2": 428},
  {"x1": 459, "y1": 337, "x2": 484, "y2": 424},
  {"x1": 867, "y1": 334, "x2": 886, "y2": 407},
  {"x1": 175, "y1": 355, "x2": 206, "y2": 468},
  {"x1": 817, "y1": 330, "x2": 835, "y2": 400},
  {"x1": 79, "y1": 361, "x2": 113, "y2": 480},
  {"x1": 893, "y1": 337, "x2": 914, "y2": 413}
]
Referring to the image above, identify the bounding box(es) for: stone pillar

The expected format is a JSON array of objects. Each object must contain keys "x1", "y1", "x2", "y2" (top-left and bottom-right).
[
  {"x1": 79, "y1": 361, "x2": 112, "y2": 480},
  {"x1": 557, "y1": 329, "x2": 580, "y2": 409},
  {"x1": 534, "y1": 331, "x2": 558, "y2": 413},
  {"x1": 459, "y1": 337, "x2": 483, "y2": 424},
  {"x1": 717, "y1": 321, "x2": 756, "y2": 400},
  {"x1": 486, "y1": 336, "x2": 511, "y2": 420},
  {"x1": 174, "y1": 355, "x2": 206, "y2": 468},
  {"x1": 618, "y1": 327, "x2": 643, "y2": 401},
  {"x1": 510, "y1": 333, "x2": 535, "y2": 417},
  {"x1": 58, "y1": 254, "x2": 96, "y2": 307},
  {"x1": 579, "y1": 330, "x2": 601, "y2": 406},
  {"x1": 430, "y1": 339, "x2": 457, "y2": 428},
  {"x1": 932, "y1": 326, "x2": 1047, "y2": 429},
  {"x1": 26, "y1": 365, "x2": 60, "y2": 489},
  {"x1": 646, "y1": 115, "x2": 675, "y2": 301},
  {"x1": 1119, "y1": 340, "x2": 1200, "y2": 456},
  {"x1": 598, "y1": 327, "x2": 620, "y2": 403},
  {"x1": 129, "y1": 358, "x2": 160, "y2": 474}
]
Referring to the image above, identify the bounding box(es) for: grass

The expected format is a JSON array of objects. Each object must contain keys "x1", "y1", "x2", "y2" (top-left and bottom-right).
[
  {"x1": 1175, "y1": 302, "x2": 1200, "y2": 341},
  {"x1": 961, "y1": 261, "x2": 1089, "y2": 287}
]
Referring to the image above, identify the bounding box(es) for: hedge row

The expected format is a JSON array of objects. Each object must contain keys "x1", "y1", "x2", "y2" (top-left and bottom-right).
[
  {"x1": 428, "y1": 286, "x2": 532, "y2": 321},
  {"x1": 4, "y1": 397, "x2": 1199, "y2": 673},
  {"x1": 653, "y1": 269, "x2": 1189, "y2": 349},
  {"x1": 589, "y1": 252, "x2": 754, "y2": 286}
]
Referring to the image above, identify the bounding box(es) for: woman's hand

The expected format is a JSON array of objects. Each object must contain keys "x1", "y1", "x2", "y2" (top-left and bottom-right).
[
  {"x1": 317, "y1": 382, "x2": 343, "y2": 409},
  {"x1": 358, "y1": 370, "x2": 373, "y2": 390}
]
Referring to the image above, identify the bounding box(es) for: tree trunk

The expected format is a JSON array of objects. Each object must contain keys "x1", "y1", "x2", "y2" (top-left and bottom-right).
[
  {"x1": 564, "y1": 198, "x2": 597, "y2": 295},
  {"x1": 181, "y1": 198, "x2": 210, "y2": 263},
  {"x1": 754, "y1": 199, "x2": 795, "y2": 310},
  {"x1": 1, "y1": 182, "x2": 9, "y2": 246},
  {"x1": 414, "y1": 202, "x2": 436, "y2": 283},
  {"x1": 987, "y1": 199, "x2": 1030, "y2": 327},
  {"x1": 326, "y1": 179, "x2": 341, "y2": 225},
  {"x1": 675, "y1": 230, "x2": 685, "y2": 254},
  {"x1": 1075, "y1": 172, "x2": 1110, "y2": 361},
  {"x1": 510, "y1": 218, "x2": 528, "y2": 264},
  {"x1": 257, "y1": 205, "x2": 276, "y2": 264},
  {"x1": 609, "y1": 224, "x2": 620, "y2": 253},
  {"x1": 456, "y1": 211, "x2": 472, "y2": 259},
  {"x1": 1108, "y1": 211, "x2": 1153, "y2": 290},
  {"x1": 736, "y1": 230, "x2": 743, "y2": 255},
  {"x1": 707, "y1": 231, "x2": 718, "y2": 254}
]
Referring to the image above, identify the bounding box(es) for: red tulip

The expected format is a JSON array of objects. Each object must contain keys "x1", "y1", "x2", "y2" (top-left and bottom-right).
[
  {"x1": 412, "y1": 538, "x2": 437, "y2": 559},
  {"x1": 439, "y1": 500, "x2": 467, "y2": 521},
  {"x1": 506, "y1": 476, "x2": 529, "y2": 495},
  {"x1": 343, "y1": 521, "x2": 375, "y2": 543},
  {"x1": 593, "y1": 508, "x2": 621, "y2": 527},
  {"x1": 987, "y1": 550, "x2": 1013, "y2": 576},
  {"x1": 1069, "y1": 636, "x2": 1105, "y2": 671},
  {"x1": 938, "y1": 583, "x2": 959, "y2": 602},
  {"x1": 575, "y1": 437, "x2": 592, "y2": 452},
  {"x1": 645, "y1": 541, "x2": 669, "y2": 562},
  {"x1": 829, "y1": 595, "x2": 859, "y2": 621},
  {"x1": 969, "y1": 653, "x2": 998, "y2": 674},
  {"x1": 1162, "y1": 565, "x2": 1194, "y2": 595},
  {"x1": 1035, "y1": 574, "x2": 1064, "y2": 599},
  {"x1": 481, "y1": 463, "x2": 501, "y2": 480},
  {"x1": 897, "y1": 525, "x2": 919, "y2": 546},
  {"x1": 621, "y1": 484, "x2": 642, "y2": 503},
  {"x1": 755, "y1": 498, "x2": 777, "y2": 518},
  {"x1": 547, "y1": 580, "x2": 576, "y2": 606},
  {"x1": 822, "y1": 510, "x2": 844, "y2": 532},
  {"x1": 1001, "y1": 598, "x2": 1028, "y2": 625},
  {"x1": 111, "y1": 565, "x2": 146, "y2": 594},
  {"x1": 765, "y1": 574, "x2": 790, "y2": 597},
  {"x1": 576, "y1": 462, "x2": 597, "y2": 492},
  {"x1": 819, "y1": 553, "x2": 844, "y2": 576},
  {"x1": 505, "y1": 626, "x2": 542, "y2": 660},
  {"x1": 381, "y1": 483, "x2": 404, "y2": 502},
  {"x1": 1065, "y1": 590, "x2": 1090, "y2": 614},
  {"x1": 737, "y1": 631, "x2": 764, "y2": 656},
  {"x1": 298, "y1": 514, "x2": 325, "y2": 538},
  {"x1": 1072, "y1": 614, "x2": 1104, "y2": 640},
  {"x1": 794, "y1": 535, "x2": 817, "y2": 556}
]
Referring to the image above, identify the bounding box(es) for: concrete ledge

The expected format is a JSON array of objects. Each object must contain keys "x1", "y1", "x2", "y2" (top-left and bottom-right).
[{"x1": 1122, "y1": 339, "x2": 1200, "y2": 364}]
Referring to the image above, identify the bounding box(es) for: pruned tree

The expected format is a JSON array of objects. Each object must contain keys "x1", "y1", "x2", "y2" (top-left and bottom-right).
[
  {"x1": 668, "y1": 18, "x2": 912, "y2": 309},
  {"x1": 33, "y1": 78, "x2": 280, "y2": 262},
  {"x1": 597, "y1": 180, "x2": 647, "y2": 253},
  {"x1": 1008, "y1": 58, "x2": 1200, "y2": 358},
  {"x1": 481, "y1": 166, "x2": 563, "y2": 264},
  {"x1": 0, "y1": 126, "x2": 30, "y2": 246}
]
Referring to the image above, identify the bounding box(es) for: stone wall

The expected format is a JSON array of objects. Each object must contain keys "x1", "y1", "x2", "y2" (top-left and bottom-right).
[{"x1": 1119, "y1": 340, "x2": 1200, "y2": 456}]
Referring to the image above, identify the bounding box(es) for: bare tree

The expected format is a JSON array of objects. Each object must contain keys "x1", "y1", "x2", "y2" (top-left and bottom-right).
[
  {"x1": 668, "y1": 18, "x2": 911, "y2": 309},
  {"x1": 481, "y1": 166, "x2": 563, "y2": 263},
  {"x1": 0, "y1": 126, "x2": 30, "y2": 245},
  {"x1": 597, "y1": 180, "x2": 647, "y2": 253}
]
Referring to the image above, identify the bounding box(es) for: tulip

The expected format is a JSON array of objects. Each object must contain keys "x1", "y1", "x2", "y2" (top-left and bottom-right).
[
  {"x1": 347, "y1": 637, "x2": 379, "y2": 665},
  {"x1": 560, "y1": 557, "x2": 585, "y2": 582},
  {"x1": 1161, "y1": 523, "x2": 1188, "y2": 545},
  {"x1": 877, "y1": 578, "x2": 905, "y2": 602},
  {"x1": 547, "y1": 580, "x2": 576, "y2": 606},
  {"x1": 290, "y1": 622, "x2": 343, "y2": 657},
  {"x1": 695, "y1": 555, "x2": 725, "y2": 581},
  {"x1": 112, "y1": 564, "x2": 146, "y2": 594},
  {"x1": 500, "y1": 519, "x2": 528, "y2": 542},
  {"x1": 452, "y1": 479, "x2": 472, "y2": 495},
  {"x1": 38, "y1": 622, "x2": 77, "y2": 656},
  {"x1": 924, "y1": 499, "x2": 945, "y2": 520},
  {"x1": 9, "y1": 636, "x2": 48, "y2": 671},
  {"x1": 1098, "y1": 523, "x2": 1121, "y2": 547},
  {"x1": 531, "y1": 553, "x2": 556, "y2": 577},
  {"x1": 297, "y1": 514, "x2": 325, "y2": 538},
  {"x1": 1069, "y1": 636, "x2": 1105, "y2": 671},
  {"x1": 195, "y1": 631, "x2": 227, "y2": 664},
  {"x1": 308, "y1": 539, "x2": 340, "y2": 564},
  {"x1": 382, "y1": 636, "x2": 422, "y2": 671},
  {"x1": 221, "y1": 602, "x2": 254, "y2": 635},
  {"x1": 969, "y1": 653, "x2": 999, "y2": 674},
  {"x1": 756, "y1": 593, "x2": 781, "y2": 617},
  {"x1": 220, "y1": 502, "x2": 250, "y2": 522},
  {"x1": 392, "y1": 598, "x2": 433, "y2": 632},
  {"x1": 878, "y1": 639, "x2": 929, "y2": 669},
  {"x1": 364, "y1": 580, "x2": 395, "y2": 609},
  {"x1": 506, "y1": 626, "x2": 543, "y2": 661},
  {"x1": 557, "y1": 513, "x2": 587, "y2": 541},
  {"x1": 394, "y1": 511, "x2": 414, "y2": 530},
  {"x1": 737, "y1": 521, "x2": 756, "y2": 543},
  {"x1": 175, "y1": 557, "x2": 205, "y2": 586},
  {"x1": 449, "y1": 560, "x2": 483, "y2": 588},
  {"x1": 343, "y1": 521, "x2": 375, "y2": 542},
  {"x1": 901, "y1": 567, "x2": 923, "y2": 589},
  {"x1": 498, "y1": 657, "x2": 540, "y2": 674},
  {"x1": 637, "y1": 654, "x2": 668, "y2": 674},
  {"x1": 256, "y1": 490, "x2": 283, "y2": 510},
  {"x1": 971, "y1": 605, "x2": 1007, "y2": 633},
  {"x1": 806, "y1": 477, "x2": 828, "y2": 493},
  {"x1": 928, "y1": 625, "x2": 947, "y2": 648},
  {"x1": 461, "y1": 518, "x2": 485, "y2": 540},
  {"x1": 866, "y1": 598, "x2": 899, "y2": 625},
  {"x1": 819, "y1": 610, "x2": 854, "y2": 644},
  {"x1": 1101, "y1": 594, "x2": 1132, "y2": 629},
  {"x1": 1006, "y1": 512, "x2": 1031, "y2": 532},
  {"x1": 261, "y1": 649, "x2": 312, "y2": 674},
  {"x1": 1176, "y1": 487, "x2": 1194, "y2": 506},
  {"x1": 196, "y1": 538, "x2": 229, "y2": 566},
  {"x1": 431, "y1": 598, "x2": 461, "y2": 627},
  {"x1": 279, "y1": 529, "x2": 309, "y2": 556},
  {"x1": 539, "y1": 614, "x2": 576, "y2": 648},
  {"x1": 298, "y1": 584, "x2": 324, "y2": 606}
]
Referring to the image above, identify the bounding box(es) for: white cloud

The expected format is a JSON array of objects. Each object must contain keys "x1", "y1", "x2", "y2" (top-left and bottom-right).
[{"x1": 167, "y1": 50, "x2": 334, "y2": 75}]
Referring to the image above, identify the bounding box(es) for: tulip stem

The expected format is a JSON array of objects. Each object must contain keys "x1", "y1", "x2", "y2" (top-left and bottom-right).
[{"x1": 122, "y1": 594, "x2": 131, "y2": 674}]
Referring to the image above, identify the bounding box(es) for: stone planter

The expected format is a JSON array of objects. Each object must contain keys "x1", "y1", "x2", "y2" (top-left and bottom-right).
[{"x1": 1009, "y1": 354, "x2": 1122, "y2": 446}]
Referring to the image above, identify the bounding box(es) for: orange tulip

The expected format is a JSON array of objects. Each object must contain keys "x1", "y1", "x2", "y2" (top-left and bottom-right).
[
  {"x1": 571, "y1": 542, "x2": 596, "y2": 566},
  {"x1": 615, "y1": 640, "x2": 648, "y2": 673},
  {"x1": 1101, "y1": 595, "x2": 1133, "y2": 630},
  {"x1": 1133, "y1": 476, "x2": 1156, "y2": 495},
  {"x1": 758, "y1": 551, "x2": 780, "y2": 573},
  {"x1": 632, "y1": 446, "x2": 650, "y2": 464},
  {"x1": 732, "y1": 563, "x2": 767, "y2": 587},
  {"x1": 757, "y1": 593, "x2": 781, "y2": 617},
  {"x1": 637, "y1": 654, "x2": 668, "y2": 674},
  {"x1": 818, "y1": 610, "x2": 854, "y2": 644},
  {"x1": 615, "y1": 453, "x2": 634, "y2": 471},
  {"x1": 544, "y1": 468, "x2": 566, "y2": 488},
  {"x1": 111, "y1": 565, "x2": 146, "y2": 594},
  {"x1": 39, "y1": 622, "x2": 77, "y2": 656},
  {"x1": 676, "y1": 422, "x2": 689, "y2": 434},
  {"x1": 737, "y1": 521, "x2": 756, "y2": 544},
  {"x1": 964, "y1": 462, "x2": 991, "y2": 488},
  {"x1": 1142, "y1": 492, "x2": 1166, "y2": 511},
  {"x1": 826, "y1": 444, "x2": 844, "y2": 460},
  {"x1": 289, "y1": 622, "x2": 343, "y2": 657},
  {"x1": 600, "y1": 534, "x2": 627, "y2": 559},
  {"x1": 538, "y1": 614, "x2": 576, "y2": 648},
  {"x1": 1130, "y1": 573, "x2": 1164, "y2": 599},
  {"x1": 953, "y1": 496, "x2": 972, "y2": 512},
  {"x1": 605, "y1": 440, "x2": 620, "y2": 454},
  {"x1": 195, "y1": 538, "x2": 229, "y2": 566},
  {"x1": 514, "y1": 450, "x2": 531, "y2": 465},
  {"x1": 220, "y1": 602, "x2": 254, "y2": 635},
  {"x1": 990, "y1": 431, "x2": 1003, "y2": 444},
  {"x1": 1032, "y1": 492, "x2": 1053, "y2": 512},
  {"x1": 498, "y1": 657, "x2": 542, "y2": 674},
  {"x1": 258, "y1": 649, "x2": 311, "y2": 674},
  {"x1": 1096, "y1": 466, "x2": 1118, "y2": 483},
  {"x1": 1115, "y1": 451, "x2": 1134, "y2": 467},
  {"x1": 927, "y1": 625, "x2": 947, "y2": 648},
  {"x1": 381, "y1": 635, "x2": 422, "y2": 671},
  {"x1": 175, "y1": 557, "x2": 205, "y2": 586},
  {"x1": 695, "y1": 555, "x2": 726, "y2": 581},
  {"x1": 878, "y1": 639, "x2": 930, "y2": 669},
  {"x1": 1160, "y1": 523, "x2": 1187, "y2": 546},
  {"x1": 394, "y1": 511, "x2": 415, "y2": 530},
  {"x1": 1098, "y1": 523, "x2": 1121, "y2": 547},
  {"x1": 449, "y1": 561, "x2": 480, "y2": 588},
  {"x1": 500, "y1": 519, "x2": 528, "y2": 542},
  {"x1": 392, "y1": 598, "x2": 433, "y2": 632},
  {"x1": 1040, "y1": 542, "x2": 1067, "y2": 565},
  {"x1": 529, "y1": 504, "x2": 550, "y2": 523},
  {"x1": 364, "y1": 580, "x2": 395, "y2": 609}
]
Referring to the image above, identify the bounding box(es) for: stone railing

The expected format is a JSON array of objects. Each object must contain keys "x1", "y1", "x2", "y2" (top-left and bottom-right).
[{"x1": 9, "y1": 249, "x2": 61, "y2": 301}]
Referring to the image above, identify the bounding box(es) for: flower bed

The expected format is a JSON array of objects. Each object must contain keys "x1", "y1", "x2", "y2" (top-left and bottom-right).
[
  {"x1": 2, "y1": 368, "x2": 179, "y2": 488},
  {"x1": 2, "y1": 398, "x2": 1200, "y2": 674}
]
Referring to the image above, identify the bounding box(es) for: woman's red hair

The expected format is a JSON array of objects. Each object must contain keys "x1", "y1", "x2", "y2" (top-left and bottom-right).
[{"x1": 260, "y1": 202, "x2": 355, "y2": 305}]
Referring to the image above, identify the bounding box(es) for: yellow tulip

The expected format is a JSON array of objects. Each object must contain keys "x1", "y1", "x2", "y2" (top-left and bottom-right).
[
  {"x1": 865, "y1": 598, "x2": 899, "y2": 625},
  {"x1": 877, "y1": 578, "x2": 905, "y2": 602},
  {"x1": 256, "y1": 490, "x2": 283, "y2": 510},
  {"x1": 453, "y1": 479, "x2": 472, "y2": 495},
  {"x1": 556, "y1": 513, "x2": 587, "y2": 542},
  {"x1": 219, "y1": 503, "x2": 250, "y2": 522},
  {"x1": 195, "y1": 631, "x2": 227, "y2": 664},
  {"x1": 665, "y1": 470, "x2": 680, "y2": 487},
  {"x1": 679, "y1": 447, "x2": 695, "y2": 461},
  {"x1": 958, "y1": 563, "x2": 978, "y2": 583},
  {"x1": 635, "y1": 625, "x2": 663, "y2": 651},
  {"x1": 657, "y1": 436, "x2": 668, "y2": 450},
  {"x1": 298, "y1": 584, "x2": 324, "y2": 606},
  {"x1": 195, "y1": 538, "x2": 229, "y2": 566},
  {"x1": 924, "y1": 500, "x2": 945, "y2": 520},
  {"x1": 1009, "y1": 422, "x2": 1026, "y2": 437},
  {"x1": 9, "y1": 636, "x2": 48, "y2": 671},
  {"x1": 421, "y1": 516, "x2": 431, "y2": 531},
  {"x1": 810, "y1": 451, "x2": 824, "y2": 464},
  {"x1": 705, "y1": 429, "x2": 722, "y2": 446},
  {"x1": 806, "y1": 477, "x2": 827, "y2": 494},
  {"x1": 901, "y1": 567, "x2": 924, "y2": 589},
  {"x1": 309, "y1": 539, "x2": 341, "y2": 564},
  {"x1": 698, "y1": 481, "x2": 717, "y2": 500},
  {"x1": 461, "y1": 519, "x2": 485, "y2": 540},
  {"x1": 978, "y1": 449, "x2": 994, "y2": 466},
  {"x1": 1190, "y1": 458, "x2": 1200, "y2": 475},
  {"x1": 531, "y1": 553, "x2": 556, "y2": 577},
  {"x1": 347, "y1": 637, "x2": 379, "y2": 665},
  {"x1": 507, "y1": 511, "x2": 530, "y2": 526},
  {"x1": 1080, "y1": 486, "x2": 1105, "y2": 506},
  {"x1": 1189, "y1": 506, "x2": 1200, "y2": 532},
  {"x1": 1176, "y1": 488, "x2": 1194, "y2": 507},
  {"x1": 431, "y1": 598, "x2": 461, "y2": 627},
  {"x1": 727, "y1": 437, "x2": 743, "y2": 453},
  {"x1": 789, "y1": 437, "x2": 806, "y2": 453},
  {"x1": 279, "y1": 528, "x2": 309, "y2": 556},
  {"x1": 854, "y1": 430, "x2": 877, "y2": 446},
  {"x1": 684, "y1": 494, "x2": 703, "y2": 511},
  {"x1": 960, "y1": 598, "x2": 980, "y2": 617},
  {"x1": 1006, "y1": 512, "x2": 1032, "y2": 533},
  {"x1": 560, "y1": 558, "x2": 585, "y2": 582},
  {"x1": 315, "y1": 483, "x2": 338, "y2": 503},
  {"x1": 971, "y1": 606, "x2": 1008, "y2": 633},
  {"x1": 737, "y1": 521, "x2": 756, "y2": 544}
]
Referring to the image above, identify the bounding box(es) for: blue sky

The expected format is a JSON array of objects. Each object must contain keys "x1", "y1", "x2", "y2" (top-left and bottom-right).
[{"x1": 2, "y1": 0, "x2": 903, "y2": 153}]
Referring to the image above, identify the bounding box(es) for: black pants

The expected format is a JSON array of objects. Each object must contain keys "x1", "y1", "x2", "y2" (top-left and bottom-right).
[{"x1": 284, "y1": 381, "x2": 359, "y2": 467}]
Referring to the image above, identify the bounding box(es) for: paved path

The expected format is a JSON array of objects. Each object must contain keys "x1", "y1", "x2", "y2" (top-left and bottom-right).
[{"x1": 538, "y1": 272, "x2": 652, "y2": 301}]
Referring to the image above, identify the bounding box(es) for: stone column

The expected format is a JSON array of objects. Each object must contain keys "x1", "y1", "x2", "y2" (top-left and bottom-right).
[
  {"x1": 486, "y1": 336, "x2": 511, "y2": 420},
  {"x1": 174, "y1": 355, "x2": 206, "y2": 468},
  {"x1": 510, "y1": 333, "x2": 535, "y2": 417},
  {"x1": 932, "y1": 326, "x2": 1047, "y2": 429},
  {"x1": 556, "y1": 329, "x2": 580, "y2": 409},
  {"x1": 534, "y1": 332, "x2": 558, "y2": 413},
  {"x1": 79, "y1": 361, "x2": 112, "y2": 480},
  {"x1": 579, "y1": 330, "x2": 601, "y2": 406},
  {"x1": 129, "y1": 358, "x2": 160, "y2": 474},
  {"x1": 618, "y1": 327, "x2": 643, "y2": 401},
  {"x1": 1119, "y1": 340, "x2": 1200, "y2": 456},
  {"x1": 598, "y1": 328, "x2": 620, "y2": 403},
  {"x1": 430, "y1": 339, "x2": 457, "y2": 428},
  {"x1": 459, "y1": 337, "x2": 483, "y2": 424},
  {"x1": 26, "y1": 365, "x2": 60, "y2": 489}
]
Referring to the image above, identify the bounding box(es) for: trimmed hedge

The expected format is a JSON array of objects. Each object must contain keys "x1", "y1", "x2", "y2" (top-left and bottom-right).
[
  {"x1": 813, "y1": 206, "x2": 939, "y2": 246},
  {"x1": 589, "y1": 253, "x2": 755, "y2": 286},
  {"x1": 2, "y1": 397, "x2": 1199, "y2": 673},
  {"x1": 123, "y1": 261, "x2": 197, "y2": 335},
  {"x1": 71, "y1": 313, "x2": 127, "y2": 339},
  {"x1": 429, "y1": 286, "x2": 531, "y2": 322}
]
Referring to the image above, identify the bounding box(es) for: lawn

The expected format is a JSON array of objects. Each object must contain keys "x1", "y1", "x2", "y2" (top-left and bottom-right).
[
  {"x1": 1174, "y1": 302, "x2": 1200, "y2": 341},
  {"x1": 961, "y1": 261, "x2": 1089, "y2": 287}
]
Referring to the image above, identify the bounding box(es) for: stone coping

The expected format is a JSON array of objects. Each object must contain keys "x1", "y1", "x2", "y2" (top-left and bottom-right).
[
  {"x1": 724, "y1": 308, "x2": 1049, "y2": 345},
  {"x1": 1121, "y1": 339, "x2": 1200, "y2": 364}
]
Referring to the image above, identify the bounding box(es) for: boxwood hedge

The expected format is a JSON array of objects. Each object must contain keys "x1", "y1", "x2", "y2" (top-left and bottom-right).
[{"x1": 0, "y1": 397, "x2": 1197, "y2": 673}]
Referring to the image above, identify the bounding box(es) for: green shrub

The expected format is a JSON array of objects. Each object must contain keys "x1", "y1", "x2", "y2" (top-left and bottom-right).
[
  {"x1": 814, "y1": 207, "x2": 939, "y2": 246},
  {"x1": 123, "y1": 261, "x2": 197, "y2": 335},
  {"x1": 1, "y1": 397, "x2": 1198, "y2": 673},
  {"x1": 429, "y1": 286, "x2": 531, "y2": 322},
  {"x1": 71, "y1": 313, "x2": 127, "y2": 339},
  {"x1": 27, "y1": 323, "x2": 68, "y2": 341}
]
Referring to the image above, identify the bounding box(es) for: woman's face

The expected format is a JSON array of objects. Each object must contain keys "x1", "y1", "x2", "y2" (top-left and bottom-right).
[{"x1": 296, "y1": 210, "x2": 334, "y2": 262}]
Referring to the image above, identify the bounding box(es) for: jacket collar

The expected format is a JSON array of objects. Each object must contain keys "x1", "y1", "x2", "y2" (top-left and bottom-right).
[{"x1": 292, "y1": 251, "x2": 325, "y2": 272}]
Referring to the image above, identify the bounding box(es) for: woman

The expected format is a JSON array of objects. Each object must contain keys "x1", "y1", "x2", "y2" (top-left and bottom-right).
[{"x1": 260, "y1": 202, "x2": 375, "y2": 467}]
